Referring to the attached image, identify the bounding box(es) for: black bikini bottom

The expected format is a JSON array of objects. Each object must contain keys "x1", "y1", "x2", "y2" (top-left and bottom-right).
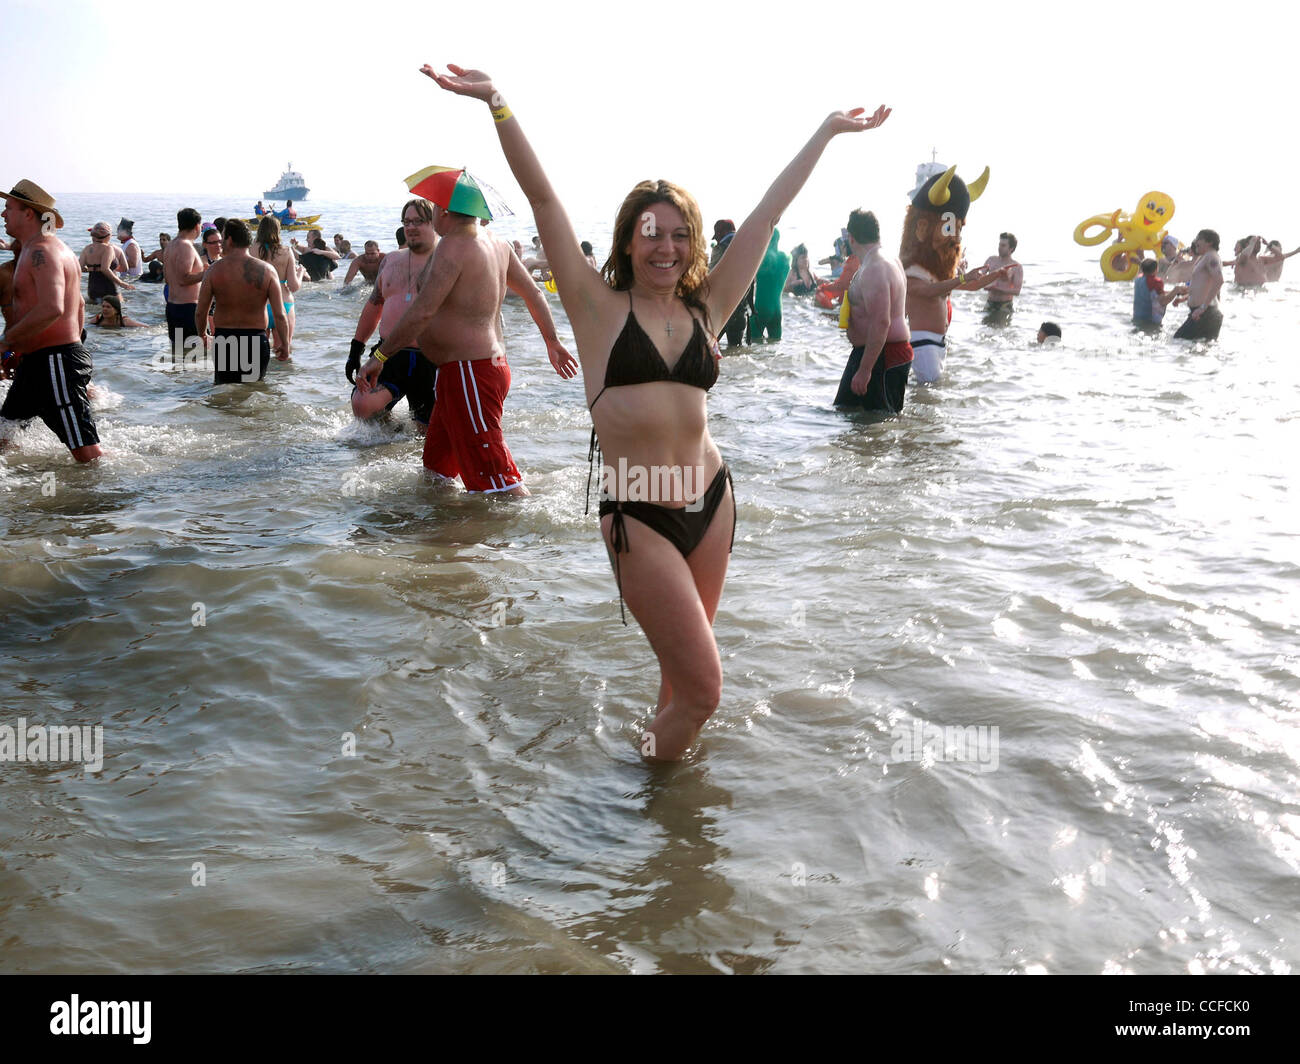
[{"x1": 598, "y1": 463, "x2": 735, "y2": 624}]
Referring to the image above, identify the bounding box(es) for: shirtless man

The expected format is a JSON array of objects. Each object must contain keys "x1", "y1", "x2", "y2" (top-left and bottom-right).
[
  {"x1": 343, "y1": 240, "x2": 384, "y2": 285},
  {"x1": 356, "y1": 201, "x2": 578, "y2": 495},
  {"x1": 193, "y1": 219, "x2": 289, "y2": 383},
  {"x1": 346, "y1": 200, "x2": 440, "y2": 428},
  {"x1": 833, "y1": 209, "x2": 912, "y2": 414},
  {"x1": 0, "y1": 180, "x2": 102, "y2": 462},
  {"x1": 1172, "y1": 228, "x2": 1224, "y2": 341},
  {"x1": 164, "y1": 208, "x2": 207, "y2": 353},
  {"x1": 1228, "y1": 235, "x2": 1267, "y2": 287},
  {"x1": 80, "y1": 221, "x2": 132, "y2": 303},
  {"x1": 981, "y1": 231, "x2": 1023, "y2": 325},
  {"x1": 142, "y1": 232, "x2": 170, "y2": 266},
  {"x1": 1261, "y1": 239, "x2": 1300, "y2": 282}
]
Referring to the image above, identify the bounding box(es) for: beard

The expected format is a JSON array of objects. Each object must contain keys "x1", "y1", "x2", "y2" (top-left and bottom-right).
[{"x1": 899, "y1": 205, "x2": 963, "y2": 279}]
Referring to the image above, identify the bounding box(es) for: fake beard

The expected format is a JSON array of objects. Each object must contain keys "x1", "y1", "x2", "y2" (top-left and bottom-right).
[{"x1": 899, "y1": 205, "x2": 963, "y2": 280}]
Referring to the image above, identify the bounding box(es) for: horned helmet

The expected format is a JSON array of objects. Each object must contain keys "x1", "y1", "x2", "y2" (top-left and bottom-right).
[{"x1": 911, "y1": 165, "x2": 990, "y2": 222}]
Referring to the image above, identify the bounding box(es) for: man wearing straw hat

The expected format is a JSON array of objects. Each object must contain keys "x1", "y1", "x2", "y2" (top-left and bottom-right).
[{"x1": 0, "y1": 180, "x2": 103, "y2": 462}]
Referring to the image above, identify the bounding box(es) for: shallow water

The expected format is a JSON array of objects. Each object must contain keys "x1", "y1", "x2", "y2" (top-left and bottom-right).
[{"x1": 2, "y1": 195, "x2": 1297, "y2": 973}]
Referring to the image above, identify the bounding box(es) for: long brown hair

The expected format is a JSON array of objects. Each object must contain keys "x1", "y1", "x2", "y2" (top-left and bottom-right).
[
  {"x1": 601, "y1": 179, "x2": 711, "y2": 329},
  {"x1": 256, "y1": 215, "x2": 282, "y2": 261}
]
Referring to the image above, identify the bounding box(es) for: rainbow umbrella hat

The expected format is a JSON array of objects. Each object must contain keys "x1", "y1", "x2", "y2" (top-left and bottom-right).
[{"x1": 403, "y1": 165, "x2": 513, "y2": 222}]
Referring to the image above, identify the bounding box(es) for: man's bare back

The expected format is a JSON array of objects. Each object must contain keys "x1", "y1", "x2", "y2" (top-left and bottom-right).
[
  {"x1": 201, "y1": 253, "x2": 282, "y2": 330},
  {"x1": 1232, "y1": 237, "x2": 1267, "y2": 286},
  {"x1": 836, "y1": 217, "x2": 913, "y2": 411},
  {"x1": 412, "y1": 227, "x2": 511, "y2": 365},
  {"x1": 164, "y1": 235, "x2": 203, "y2": 303}
]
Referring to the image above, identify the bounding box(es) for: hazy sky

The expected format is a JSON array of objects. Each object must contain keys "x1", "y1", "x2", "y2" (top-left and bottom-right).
[{"x1": 2, "y1": 0, "x2": 1289, "y2": 258}]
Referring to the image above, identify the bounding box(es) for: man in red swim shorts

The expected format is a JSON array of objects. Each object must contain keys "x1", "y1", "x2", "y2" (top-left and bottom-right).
[{"x1": 357, "y1": 203, "x2": 576, "y2": 495}]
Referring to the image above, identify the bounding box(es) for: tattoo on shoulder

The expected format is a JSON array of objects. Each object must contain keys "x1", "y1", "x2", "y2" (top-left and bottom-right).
[
  {"x1": 31, "y1": 249, "x2": 47, "y2": 268},
  {"x1": 243, "y1": 259, "x2": 264, "y2": 287}
]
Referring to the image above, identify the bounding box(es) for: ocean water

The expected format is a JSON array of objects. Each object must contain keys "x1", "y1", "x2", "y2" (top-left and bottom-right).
[{"x1": 1, "y1": 194, "x2": 1297, "y2": 974}]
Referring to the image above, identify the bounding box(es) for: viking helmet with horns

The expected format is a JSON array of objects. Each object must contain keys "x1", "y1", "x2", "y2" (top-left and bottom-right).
[{"x1": 910, "y1": 165, "x2": 990, "y2": 221}]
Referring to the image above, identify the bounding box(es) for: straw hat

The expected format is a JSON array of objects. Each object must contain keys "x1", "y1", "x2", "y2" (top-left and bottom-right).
[{"x1": 5, "y1": 178, "x2": 64, "y2": 229}]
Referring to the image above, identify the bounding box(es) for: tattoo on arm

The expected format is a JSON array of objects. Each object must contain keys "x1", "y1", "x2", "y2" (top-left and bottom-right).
[{"x1": 31, "y1": 249, "x2": 47, "y2": 269}]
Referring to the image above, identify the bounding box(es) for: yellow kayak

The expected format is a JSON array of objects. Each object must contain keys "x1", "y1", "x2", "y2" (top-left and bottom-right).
[{"x1": 241, "y1": 213, "x2": 321, "y2": 232}]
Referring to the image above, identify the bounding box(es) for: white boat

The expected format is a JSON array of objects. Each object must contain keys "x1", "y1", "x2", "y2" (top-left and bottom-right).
[
  {"x1": 908, "y1": 149, "x2": 947, "y2": 200},
  {"x1": 265, "y1": 163, "x2": 309, "y2": 201}
]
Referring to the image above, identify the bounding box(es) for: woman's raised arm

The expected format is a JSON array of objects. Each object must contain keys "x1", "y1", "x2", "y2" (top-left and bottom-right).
[
  {"x1": 706, "y1": 105, "x2": 890, "y2": 326},
  {"x1": 422, "y1": 64, "x2": 606, "y2": 325}
]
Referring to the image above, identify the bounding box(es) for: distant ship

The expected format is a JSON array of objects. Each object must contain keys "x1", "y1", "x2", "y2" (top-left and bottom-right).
[
  {"x1": 908, "y1": 149, "x2": 946, "y2": 199},
  {"x1": 265, "y1": 163, "x2": 309, "y2": 201}
]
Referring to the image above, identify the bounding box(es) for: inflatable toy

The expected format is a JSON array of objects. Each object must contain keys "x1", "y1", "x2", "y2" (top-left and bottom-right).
[{"x1": 1074, "y1": 192, "x2": 1174, "y2": 281}]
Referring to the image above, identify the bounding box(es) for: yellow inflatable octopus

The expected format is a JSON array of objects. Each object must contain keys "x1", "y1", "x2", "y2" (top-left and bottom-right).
[{"x1": 1074, "y1": 191, "x2": 1175, "y2": 281}]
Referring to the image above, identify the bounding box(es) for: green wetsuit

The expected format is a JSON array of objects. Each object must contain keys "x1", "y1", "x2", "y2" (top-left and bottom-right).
[{"x1": 748, "y1": 228, "x2": 790, "y2": 342}]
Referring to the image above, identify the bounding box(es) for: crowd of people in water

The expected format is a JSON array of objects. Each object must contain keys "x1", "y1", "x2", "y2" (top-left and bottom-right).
[{"x1": 2, "y1": 66, "x2": 1290, "y2": 760}]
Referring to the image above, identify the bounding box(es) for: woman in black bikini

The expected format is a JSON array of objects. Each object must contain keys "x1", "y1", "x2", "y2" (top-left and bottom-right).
[
  {"x1": 785, "y1": 243, "x2": 820, "y2": 296},
  {"x1": 425, "y1": 63, "x2": 889, "y2": 761}
]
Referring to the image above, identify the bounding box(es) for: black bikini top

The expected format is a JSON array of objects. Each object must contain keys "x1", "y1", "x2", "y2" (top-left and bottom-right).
[
  {"x1": 588, "y1": 291, "x2": 719, "y2": 411},
  {"x1": 585, "y1": 291, "x2": 721, "y2": 512}
]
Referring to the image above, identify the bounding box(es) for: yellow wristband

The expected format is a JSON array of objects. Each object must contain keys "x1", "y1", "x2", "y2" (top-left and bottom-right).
[
  {"x1": 373, "y1": 348, "x2": 388, "y2": 364},
  {"x1": 491, "y1": 104, "x2": 513, "y2": 123}
]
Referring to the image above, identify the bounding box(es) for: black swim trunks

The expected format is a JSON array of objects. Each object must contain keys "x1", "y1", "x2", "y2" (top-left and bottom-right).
[
  {"x1": 211, "y1": 327, "x2": 271, "y2": 384},
  {"x1": 834, "y1": 340, "x2": 913, "y2": 414},
  {"x1": 370, "y1": 341, "x2": 435, "y2": 424},
  {"x1": 165, "y1": 302, "x2": 199, "y2": 350},
  {"x1": 1173, "y1": 304, "x2": 1223, "y2": 341},
  {"x1": 0, "y1": 342, "x2": 100, "y2": 451}
]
